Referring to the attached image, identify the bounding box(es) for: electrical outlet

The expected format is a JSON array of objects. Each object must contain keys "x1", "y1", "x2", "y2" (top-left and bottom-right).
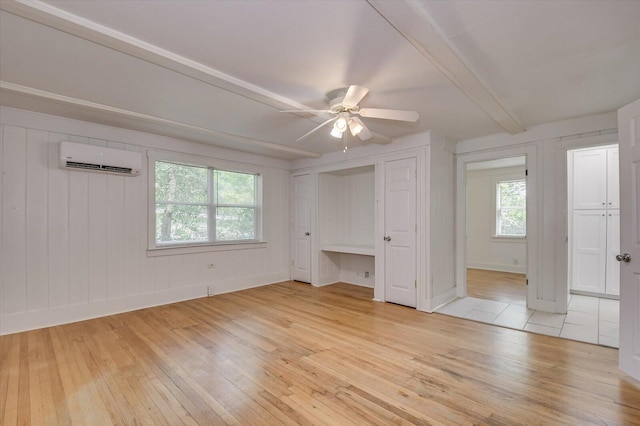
[
  {"x1": 207, "y1": 263, "x2": 216, "y2": 269},
  {"x1": 364, "y1": 271, "x2": 370, "y2": 278}
]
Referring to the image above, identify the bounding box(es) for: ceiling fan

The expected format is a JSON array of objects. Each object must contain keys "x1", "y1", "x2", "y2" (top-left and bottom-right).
[{"x1": 283, "y1": 85, "x2": 419, "y2": 143}]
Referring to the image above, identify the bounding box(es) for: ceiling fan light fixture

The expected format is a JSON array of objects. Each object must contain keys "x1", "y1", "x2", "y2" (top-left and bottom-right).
[
  {"x1": 348, "y1": 118, "x2": 364, "y2": 136},
  {"x1": 330, "y1": 127, "x2": 343, "y2": 138},
  {"x1": 334, "y1": 116, "x2": 348, "y2": 133}
]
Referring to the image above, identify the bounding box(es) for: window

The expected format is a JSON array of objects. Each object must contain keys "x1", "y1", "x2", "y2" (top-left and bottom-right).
[
  {"x1": 154, "y1": 160, "x2": 259, "y2": 247},
  {"x1": 496, "y1": 179, "x2": 526, "y2": 237}
]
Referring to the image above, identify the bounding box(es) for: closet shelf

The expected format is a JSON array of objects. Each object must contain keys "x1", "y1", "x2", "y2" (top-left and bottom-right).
[{"x1": 321, "y1": 244, "x2": 375, "y2": 256}]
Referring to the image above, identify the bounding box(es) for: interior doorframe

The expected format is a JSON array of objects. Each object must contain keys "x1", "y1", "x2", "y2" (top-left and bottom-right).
[
  {"x1": 455, "y1": 145, "x2": 539, "y2": 309},
  {"x1": 554, "y1": 133, "x2": 619, "y2": 312}
]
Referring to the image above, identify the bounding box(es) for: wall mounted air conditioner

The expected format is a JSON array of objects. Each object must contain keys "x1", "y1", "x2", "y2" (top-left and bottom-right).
[{"x1": 59, "y1": 141, "x2": 141, "y2": 176}]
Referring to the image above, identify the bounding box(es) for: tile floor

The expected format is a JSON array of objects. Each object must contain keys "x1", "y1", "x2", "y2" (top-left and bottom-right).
[{"x1": 436, "y1": 294, "x2": 620, "y2": 348}]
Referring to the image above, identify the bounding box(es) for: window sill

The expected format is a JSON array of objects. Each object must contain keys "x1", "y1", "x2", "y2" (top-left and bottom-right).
[
  {"x1": 147, "y1": 241, "x2": 267, "y2": 257},
  {"x1": 492, "y1": 235, "x2": 526, "y2": 242}
]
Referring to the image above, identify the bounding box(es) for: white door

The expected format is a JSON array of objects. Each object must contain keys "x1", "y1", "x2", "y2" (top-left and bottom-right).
[
  {"x1": 292, "y1": 174, "x2": 311, "y2": 283},
  {"x1": 571, "y1": 210, "x2": 607, "y2": 293},
  {"x1": 618, "y1": 99, "x2": 640, "y2": 381},
  {"x1": 384, "y1": 157, "x2": 417, "y2": 308},
  {"x1": 606, "y1": 210, "x2": 620, "y2": 296}
]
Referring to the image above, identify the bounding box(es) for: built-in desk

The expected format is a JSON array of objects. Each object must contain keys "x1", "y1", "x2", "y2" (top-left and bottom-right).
[{"x1": 321, "y1": 244, "x2": 375, "y2": 256}]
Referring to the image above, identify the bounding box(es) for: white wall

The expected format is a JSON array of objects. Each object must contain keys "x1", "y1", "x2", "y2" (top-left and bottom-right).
[
  {"x1": 466, "y1": 166, "x2": 527, "y2": 273},
  {"x1": 456, "y1": 111, "x2": 618, "y2": 313},
  {"x1": 0, "y1": 107, "x2": 291, "y2": 335}
]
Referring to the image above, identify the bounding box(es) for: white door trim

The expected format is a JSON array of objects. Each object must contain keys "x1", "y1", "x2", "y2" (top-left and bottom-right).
[{"x1": 290, "y1": 173, "x2": 313, "y2": 283}]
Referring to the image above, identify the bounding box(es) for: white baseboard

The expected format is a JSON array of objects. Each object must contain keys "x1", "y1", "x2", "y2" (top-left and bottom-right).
[
  {"x1": 0, "y1": 270, "x2": 289, "y2": 336},
  {"x1": 339, "y1": 271, "x2": 375, "y2": 288},
  {"x1": 420, "y1": 287, "x2": 457, "y2": 313},
  {"x1": 466, "y1": 261, "x2": 526, "y2": 274}
]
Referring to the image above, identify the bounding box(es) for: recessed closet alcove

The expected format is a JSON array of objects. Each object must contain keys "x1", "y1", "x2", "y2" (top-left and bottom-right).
[{"x1": 317, "y1": 165, "x2": 376, "y2": 288}]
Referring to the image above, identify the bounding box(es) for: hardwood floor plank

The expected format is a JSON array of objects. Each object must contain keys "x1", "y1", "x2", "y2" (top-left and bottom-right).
[
  {"x1": 466, "y1": 268, "x2": 527, "y2": 304},
  {"x1": 1, "y1": 281, "x2": 639, "y2": 425}
]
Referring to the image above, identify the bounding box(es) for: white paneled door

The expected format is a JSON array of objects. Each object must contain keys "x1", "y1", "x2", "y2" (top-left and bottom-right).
[
  {"x1": 618, "y1": 99, "x2": 640, "y2": 381},
  {"x1": 292, "y1": 174, "x2": 311, "y2": 283},
  {"x1": 384, "y1": 157, "x2": 417, "y2": 308}
]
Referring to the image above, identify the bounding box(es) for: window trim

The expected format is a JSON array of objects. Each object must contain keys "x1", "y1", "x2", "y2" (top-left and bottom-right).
[
  {"x1": 494, "y1": 178, "x2": 526, "y2": 239},
  {"x1": 147, "y1": 151, "x2": 264, "y2": 254}
]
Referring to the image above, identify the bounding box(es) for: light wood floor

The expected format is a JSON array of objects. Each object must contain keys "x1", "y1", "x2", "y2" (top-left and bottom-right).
[
  {"x1": 2, "y1": 281, "x2": 639, "y2": 425},
  {"x1": 466, "y1": 268, "x2": 527, "y2": 305}
]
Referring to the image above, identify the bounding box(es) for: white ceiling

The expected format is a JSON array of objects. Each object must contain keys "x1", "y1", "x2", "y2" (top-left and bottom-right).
[{"x1": 1, "y1": 0, "x2": 638, "y2": 160}]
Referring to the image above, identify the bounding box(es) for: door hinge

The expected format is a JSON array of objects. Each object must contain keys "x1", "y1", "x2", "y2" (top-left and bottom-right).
[
  {"x1": 415, "y1": 224, "x2": 418, "y2": 233},
  {"x1": 415, "y1": 280, "x2": 417, "y2": 288},
  {"x1": 292, "y1": 260, "x2": 294, "y2": 266},
  {"x1": 526, "y1": 279, "x2": 529, "y2": 286},
  {"x1": 415, "y1": 170, "x2": 417, "y2": 178},
  {"x1": 525, "y1": 169, "x2": 528, "y2": 176}
]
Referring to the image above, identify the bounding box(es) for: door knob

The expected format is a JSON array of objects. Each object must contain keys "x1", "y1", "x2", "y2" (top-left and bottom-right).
[
  {"x1": 305, "y1": 232, "x2": 310, "y2": 236},
  {"x1": 616, "y1": 253, "x2": 631, "y2": 263},
  {"x1": 384, "y1": 236, "x2": 391, "y2": 242}
]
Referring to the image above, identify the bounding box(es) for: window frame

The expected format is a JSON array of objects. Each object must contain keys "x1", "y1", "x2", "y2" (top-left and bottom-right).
[
  {"x1": 147, "y1": 152, "x2": 264, "y2": 255},
  {"x1": 494, "y1": 178, "x2": 526, "y2": 239}
]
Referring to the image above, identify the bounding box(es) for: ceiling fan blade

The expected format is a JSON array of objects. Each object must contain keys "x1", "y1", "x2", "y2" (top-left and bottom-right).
[
  {"x1": 342, "y1": 85, "x2": 369, "y2": 108},
  {"x1": 281, "y1": 109, "x2": 332, "y2": 113},
  {"x1": 296, "y1": 117, "x2": 337, "y2": 142},
  {"x1": 357, "y1": 123, "x2": 373, "y2": 141},
  {"x1": 358, "y1": 108, "x2": 419, "y2": 122}
]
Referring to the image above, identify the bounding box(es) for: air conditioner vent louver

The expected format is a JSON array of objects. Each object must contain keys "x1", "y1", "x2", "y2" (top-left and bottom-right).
[
  {"x1": 59, "y1": 142, "x2": 141, "y2": 176},
  {"x1": 65, "y1": 161, "x2": 101, "y2": 171},
  {"x1": 101, "y1": 165, "x2": 133, "y2": 174}
]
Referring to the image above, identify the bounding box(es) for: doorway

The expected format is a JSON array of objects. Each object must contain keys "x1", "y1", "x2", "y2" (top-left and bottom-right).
[
  {"x1": 291, "y1": 174, "x2": 311, "y2": 283},
  {"x1": 465, "y1": 157, "x2": 527, "y2": 307},
  {"x1": 565, "y1": 144, "x2": 620, "y2": 347}
]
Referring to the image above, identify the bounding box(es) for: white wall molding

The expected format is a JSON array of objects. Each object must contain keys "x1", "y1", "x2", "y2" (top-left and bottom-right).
[
  {"x1": 456, "y1": 111, "x2": 617, "y2": 154},
  {"x1": 467, "y1": 262, "x2": 527, "y2": 275},
  {"x1": 0, "y1": 269, "x2": 289, "y2": 336},
  {"x1": 0, "y1": 84, "x2": 319, "y2": 160},
  {"x1": 0, "y1": 0, "x2": 322, "y2": 121},
  {"x1": 0, "y1": 106, "x2": 294, "y2": 170}
]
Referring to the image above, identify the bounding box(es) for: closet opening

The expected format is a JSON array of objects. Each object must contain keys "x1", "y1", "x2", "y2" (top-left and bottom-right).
[{"x1": 566, "y1": 144, "x2": 620, "y2": 347}]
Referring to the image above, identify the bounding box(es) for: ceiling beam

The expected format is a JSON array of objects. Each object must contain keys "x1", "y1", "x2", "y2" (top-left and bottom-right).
[
  {"x1": 0, "y1": 0, "x2": 324, "y2": 120},
  {"x1": 0, "y1": 81, "x2": 322, "y2": 158},
  {"x1": 367, "y1": 0, "x2": 525, "y2": 134}
]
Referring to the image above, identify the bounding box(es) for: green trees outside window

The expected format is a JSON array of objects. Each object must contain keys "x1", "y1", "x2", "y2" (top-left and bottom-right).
[
  {"x1": 496, "y1": 180, "x2": 526, "y2": 236},
  {"x1": 155, "y1": 161, "x2": 258, "y2": 245}
]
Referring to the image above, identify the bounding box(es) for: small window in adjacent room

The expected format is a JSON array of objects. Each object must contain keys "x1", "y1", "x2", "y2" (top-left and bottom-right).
[
  {"x1": 495, "y1": 179, "x2": 526, "y2": 237},
  {"x1": 154, "y1": 160, "x2": 260, "y2": 248}
]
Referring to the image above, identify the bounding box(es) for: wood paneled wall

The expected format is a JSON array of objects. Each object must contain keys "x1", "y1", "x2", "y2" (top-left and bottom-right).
[{"x1": 0, "y1": 112, "x2": 291, "y2": 335}]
